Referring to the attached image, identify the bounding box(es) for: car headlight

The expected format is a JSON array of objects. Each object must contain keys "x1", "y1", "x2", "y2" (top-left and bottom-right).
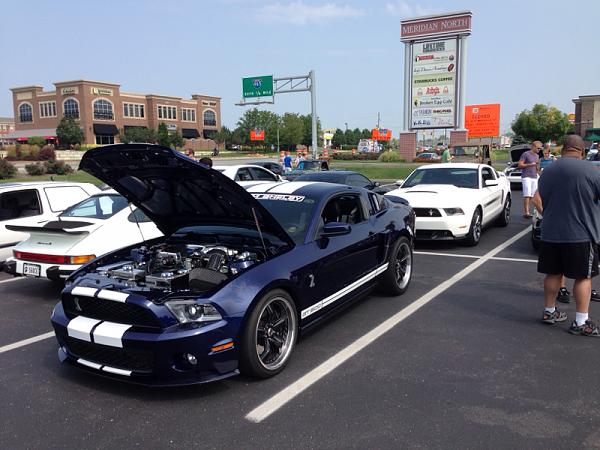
[
  {"x1": 444, "y1": 208, "x2": 464, "y2": 216},
  {"x1": 166, "y1": 300, "x2": 222, "y2": 324}
]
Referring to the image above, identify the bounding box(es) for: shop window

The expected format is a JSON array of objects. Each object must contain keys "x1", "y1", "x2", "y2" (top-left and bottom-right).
[
  {"x1": 19, "y1": 103, "x2": 33, "y2": 123},
  {"x1": 123, "y1": 103, "x2": 145, "y2": 119},
  {"x1": 95, "y1": 134, "x2": 115, "y2": 145},
  {"x1": 40, "y1": 101, "x2": 57, "y2": 118},
  {"x1": 158, "y1": 105, "x2": 177, "y2": 120},
  {"x1": 63, "y1": 98, "x2": 79, "y2": 119},
  {"x1": 203, "y1": 110, "x2": 216, "y2": 126},
  {"x1": 93, "y1": 99, "x2": 114, "y2": 120}
]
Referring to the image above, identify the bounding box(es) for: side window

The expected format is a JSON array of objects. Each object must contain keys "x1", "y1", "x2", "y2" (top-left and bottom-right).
[
  {"x1": 44, "y1": 186, "x2": 89, "y2": 212},
  {"x1": 320, "y1": 195, "x2": 365, "y2": 231},
  {"x1": 127, "y1": 208, "x2": 152, "y2": 223},
  {"x1": 0, "y1": 190, "x2": 42, "y2": 221},
  {"x1": 235, "y1": 168, "x2": 253, "y2": 181},
  {"x1": 368, "y1": 193, "x2": 381, "y2": 214},
  {"x1": 347, "y1": 174, "x2": 371, "y2": 188},
  {"x1": 481, "y1": 167, "x2": 495, "y2": 184},
  {"x1": 250, "y1": 167, "x2": 277, "y2": 181}
]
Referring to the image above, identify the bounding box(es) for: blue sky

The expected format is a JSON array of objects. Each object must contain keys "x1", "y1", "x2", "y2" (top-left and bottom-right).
[{"x1": 1, "y1": 0, "x2": 598, "y2": 134}]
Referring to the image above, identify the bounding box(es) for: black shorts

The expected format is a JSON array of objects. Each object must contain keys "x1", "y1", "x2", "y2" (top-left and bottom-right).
[{"x1": 537, "y1": 241, "x2": 599, "y2": 279}]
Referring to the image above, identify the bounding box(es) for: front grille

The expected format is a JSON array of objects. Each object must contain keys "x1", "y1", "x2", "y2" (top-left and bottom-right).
[
  {"x1": 63, "y1": 296, "x2": 160, "y2": 330},
  {"x1": 413, "y1": 207, "x2": 442, "y2": 217},
  {"x1": 416, "y1": 229, "x2": 453, "y2": 239},
  {"x1": 65, "y1": 337, "x2": 154, "y2": 373}
]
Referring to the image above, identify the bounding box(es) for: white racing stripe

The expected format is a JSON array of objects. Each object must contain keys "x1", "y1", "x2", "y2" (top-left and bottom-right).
[
  {"x1": 71, "y1": 286, "x2": 98, "y2": 297},
  {"x1": 92, "y1": 321, "x2": 131, "y2": 348},
  {"x1": 267, "y1": 181, "x2": 315, "y2": 194},
  {"x1": 97, "y1": 290, "x2": 129, "y2": 303},
  {"x1": 0, "y1": 331, "x2": 54, "y2": 354},
  {"x1": 246, "y1": 226, "x2": 531, "y2": 423},
  {"x1": 301, "y1": 264, "x2": 388, "y2": 319},
  {"x1": 67, "y1": 316, "x2": 101, "y2": 342}
]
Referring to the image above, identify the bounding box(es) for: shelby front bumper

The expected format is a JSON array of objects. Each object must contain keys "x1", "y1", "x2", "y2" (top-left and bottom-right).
[
  {"x1": 51, "y1": 302, "x2": 239, "y2": 386},
  {"x1": 414, "y1": 215, "x2": 471, "y2": 240}
]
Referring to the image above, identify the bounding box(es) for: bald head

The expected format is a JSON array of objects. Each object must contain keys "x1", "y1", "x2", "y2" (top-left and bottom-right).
[{"x1": 563, "y1": 134, "x2": 585, "y2": 154}]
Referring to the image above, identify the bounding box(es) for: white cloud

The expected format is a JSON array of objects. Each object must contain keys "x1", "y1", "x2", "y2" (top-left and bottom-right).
[
  {"x1": 257, "y1": 2, "x2": 364, "y2": 25},
  {"x1": 385, "y1": 1, "x2": 438, "y2": 18}
]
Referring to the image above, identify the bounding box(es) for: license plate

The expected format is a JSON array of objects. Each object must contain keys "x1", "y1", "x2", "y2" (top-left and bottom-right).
[{"x1": 23, "y1": 263, "x2": 41, "y2": 277}]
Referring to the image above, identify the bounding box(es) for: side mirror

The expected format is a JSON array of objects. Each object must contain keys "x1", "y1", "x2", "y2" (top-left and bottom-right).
[
  {"x1": 321, "y1": 222, "x2": 351, "y2": 237},
  {"x1": 484, "y1": 179, "x2": 499, "y2": 187},
  {"x1": 373, "y1": 181, "x2": 381, "y2": 187},
  {"x1": 395, "y1": 179, "x2": 404, "y2": 186}
]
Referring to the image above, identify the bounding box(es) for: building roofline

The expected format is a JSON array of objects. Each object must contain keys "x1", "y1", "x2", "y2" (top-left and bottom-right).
[
  {"x1": 146, "y1": 93, "x2": 183, "y2": 100},
  {"x1": 54, "y1": 79, "x2": 120, "y2": 86},
  {"x1": 10, "y1": 85, "x2": 44, "y2": 91},
  {"x1": 192, "y1": 94, "x2": 222, "y2": 99}
]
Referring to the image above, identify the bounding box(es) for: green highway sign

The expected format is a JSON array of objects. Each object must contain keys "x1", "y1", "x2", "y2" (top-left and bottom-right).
[{"x1": 243, "y1": 75, "x2": 273, "y2": 98}]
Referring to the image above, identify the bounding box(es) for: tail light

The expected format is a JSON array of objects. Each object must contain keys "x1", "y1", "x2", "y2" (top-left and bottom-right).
[{"x1": 13, "y1": 251, "x2": 95, "y2": 265}]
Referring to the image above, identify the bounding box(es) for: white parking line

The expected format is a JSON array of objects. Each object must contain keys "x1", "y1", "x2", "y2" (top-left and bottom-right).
[
  {"x1": 0, "y1": 277, "x2": 25, "y2": 284},
  {"x1": 0, "y1": 331, "x2": 54, "y2": 355},
  {"x1": 415, "y1": 251, "x2": 537, "y2": 264},
  {"x1": 492, "y1": 256, "x2": 537, "y2": 263},
  {"x1": 245, "y1": 227, "x2": 531, "y2": 423}
]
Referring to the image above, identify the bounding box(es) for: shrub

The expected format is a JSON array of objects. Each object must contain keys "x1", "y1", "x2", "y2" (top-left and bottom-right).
[
  {"x1": 5, "y1": 146, "x2": 18, "y2": 160},
  {"x1": 25, "y1": 163, "x2": 46, "y2": 176},
  {"x1": 39, "y1": 145, "x2": 56, "y2": 161},
  {"x1": 44, "y1": 159, "x2": 74, "y2": 175},
  {"x1": 27, "y1": 136, "x2": 46, "y2": 147},
  {"x1": 331, "y1": 152, "x2": 381, "y2": 161},
  {"x1": 19, "y1": 144, "x2": 41, "y2": 160},
  {"x1": 0, "y1": 159, "x2": 17, "y2": 179},
  {"x1": 378, "y1": 150, "x2": 405, "y2": 163}
]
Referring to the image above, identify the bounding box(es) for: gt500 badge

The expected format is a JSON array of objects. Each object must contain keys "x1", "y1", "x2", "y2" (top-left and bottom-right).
[{"x1": 252, "y1": 194, "x2": 305, "y2": 202}]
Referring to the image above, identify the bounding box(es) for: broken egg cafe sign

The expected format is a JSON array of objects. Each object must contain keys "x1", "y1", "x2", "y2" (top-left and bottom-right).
[{"x1": 401, "y1": 12, "x2": 472, "y2": 130}]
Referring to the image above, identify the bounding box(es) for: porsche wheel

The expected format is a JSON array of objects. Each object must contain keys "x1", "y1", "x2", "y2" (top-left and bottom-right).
[
  {"x1": 378, "y1": 236, "x2": 412, "y2": 295},
  {"x1": 239, "y1": 289, "x2": 297, "y2": 378},
  {"x1": 464, "y1": 208, "x2": 482, "y2": 246},
  {"x1": 496, "y1": 195, "x2": 511, "y2": 227}
]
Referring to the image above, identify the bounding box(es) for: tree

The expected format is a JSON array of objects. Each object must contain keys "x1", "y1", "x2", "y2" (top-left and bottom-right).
[
  {"x1": 56, "y1": 117, "x2": 84, "y2": 148},
  {"x1": 214, "y1": 126, "x2": 233, "y2": 148},
  {"x1": 511, "y1": 104, "x2": 570, "y2": 143},
  {"x1": 119, "y1": 127, "x2": 156, "y2": 144},
  {"x1": 236, "y1": 108, "x2": 280, "y2": 146},
  {"x1": 157, "y1": 123, "x2": 170, "y2": 147},
  {"x1": 169, "y1": 131, "x2": 183, "y2": 149},
  {"x1": 344, "y1": 129, "x2": 355, "y2": 147},
  {"x1": 332, "y1": 128, "x2": 345, "y2": 148},
  {"x1": 299, "y1": 114, "x2": 322, "y2": 148},
  {"x1": 361, "y1": 128, "x2": 372, "y2": 140},
  {"x1": 279, "y1": 113, "x2": 304, "y2": 150}
]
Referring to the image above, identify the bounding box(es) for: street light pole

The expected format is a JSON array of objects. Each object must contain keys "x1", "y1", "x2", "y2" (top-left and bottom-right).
[{"x1": 309, "y1": 70, "x2": 318, "y2": 159}]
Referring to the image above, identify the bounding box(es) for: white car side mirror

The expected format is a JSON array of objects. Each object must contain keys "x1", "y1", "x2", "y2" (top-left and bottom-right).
[
  {"x1": 395, "y1": 179, "x2": 404, "y2": 186},
  {"x1": 484, "y1": 179, "x2": 499, "y2": 187}
]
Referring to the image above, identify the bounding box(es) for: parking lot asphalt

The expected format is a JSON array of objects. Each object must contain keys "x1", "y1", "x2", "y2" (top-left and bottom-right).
[{"x1": 2, "y1": 191, "x2": 600, "y2": 449}]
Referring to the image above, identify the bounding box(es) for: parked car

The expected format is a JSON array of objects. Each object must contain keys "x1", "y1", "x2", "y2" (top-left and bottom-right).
[
  {"x1": 285, "y1": 159, "x2": 330, "y2": 181},
  {"x1": 0, "y1": 182, "x2": 100, "y2": 264},
  {"x1": 252, "y1": 161, "x2": 284, "y2": 176},
  {"x1": 5, "y1": 191, "x2": 162, "y2": 282},
  {"x1": 51, "y1": 143, "x2": 414, "y2": 385},
  {"x1": 413, "y1": 152, "x2": 440, "y2": 163},
  {"x1": 293, "y1": 170, "x2": 393, "y2": 194},
  {"x1": 214, "y1": 164, "x2": 284, "y2": 183},
  {"x1": 385, "y1": 163, "x2": 511, "y2": 246}
]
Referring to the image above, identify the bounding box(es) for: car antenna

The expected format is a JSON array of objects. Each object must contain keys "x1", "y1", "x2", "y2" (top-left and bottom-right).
[
  {"x1": 129, "y1": 203, "x2": 146, "y2": 244},
  {"x1": 251, "y1": 207, "x2": 268, "y2": 255}
]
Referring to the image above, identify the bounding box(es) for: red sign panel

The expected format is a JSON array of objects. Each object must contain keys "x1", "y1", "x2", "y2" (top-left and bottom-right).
[
  {"x1": 464, "y1": 104, "x2": 500, "y2": 138},
  {"x1": 250, "y1": 129, "x2": 264, "y2": 141},
  {"x1": 401, "y1": 12, "x2": 472, "y2": 40},
  {"x1": 372, "y1": 128, "x2": 392, "y2": 141}
]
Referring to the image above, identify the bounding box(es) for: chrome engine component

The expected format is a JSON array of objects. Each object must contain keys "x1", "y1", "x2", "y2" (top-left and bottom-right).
[{"x1": 97, "y1": 242, "x2": 262, "y2": 291}]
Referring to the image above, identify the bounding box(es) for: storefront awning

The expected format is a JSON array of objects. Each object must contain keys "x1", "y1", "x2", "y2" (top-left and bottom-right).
[
  {"x1": 93, "y1": 124, "x2": 119, "y2": 135},
  {"x1": 3, "y1": 128, "x2": 56, "y2": 140},
  {"x1": 182, "y1": 128, "x2": 200, "y2": 139},
  {"x1": 585, "y1": 129, "x2": 600, "y2": 142}
]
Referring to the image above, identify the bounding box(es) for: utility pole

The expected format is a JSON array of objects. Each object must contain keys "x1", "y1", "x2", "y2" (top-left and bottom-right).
[{"x1": 309, "y1": 70, "x2": 318, "y2": 159}]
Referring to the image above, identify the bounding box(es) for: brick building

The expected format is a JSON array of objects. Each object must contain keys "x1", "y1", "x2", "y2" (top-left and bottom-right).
[
  {"x1": 7, "y1": 80, "x2": 221, "y2": 148},
  {"x1": 573, "y1": 95, "x2": 600, "y2": 143},
  {"x1": 0, "y1": 116, "x2": 15, "y2": 144}
]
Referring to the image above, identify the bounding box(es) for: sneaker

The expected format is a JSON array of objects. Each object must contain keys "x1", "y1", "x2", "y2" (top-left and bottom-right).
[
  {"x1": 542, "y1": 308, "x2": 568, "y2": 324},
  {"x1": 569, "y1": 319, "x2": 600, "y2": 336},
  {"x1": 591, "y1": 290, "x2": 600, "y2": 302},
  {"x1": 556, "y1": 287, "x2": 571, "y2": 304}
]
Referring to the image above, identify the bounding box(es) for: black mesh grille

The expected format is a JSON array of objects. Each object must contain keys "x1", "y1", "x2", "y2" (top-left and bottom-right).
[
  {"x1": 63, "y1": 296, "x2": 160, "y2": 330},
  {"x1": 65, "y1": 337, "x2": 153, "y2": 373},
  {"x1": 413, "y1": 208, "x2": 442, "y2": 217}
]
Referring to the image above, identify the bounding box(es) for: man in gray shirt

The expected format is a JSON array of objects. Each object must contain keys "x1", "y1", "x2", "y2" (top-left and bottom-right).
[
  {"x1": 519, "y1": 141, "x2": 541, "y2": 218},
  {"x1": 534, "y1": 134, "x2": 600, "y2": 336}
]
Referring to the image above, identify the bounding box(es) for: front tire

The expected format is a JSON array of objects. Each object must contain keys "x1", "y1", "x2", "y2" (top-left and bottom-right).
[
  {"x1": 496, "y1": 195, "x2": 511, "y2": 227},
  {"x1": 239, "y1": 289, "x2": 298, "y2": 378},
  {"x1": 378, "y1": 236, "x2": 413, "y2": 295},
  {"x1": 464, "y1": 208, "x2": 482, "y2": 246}
]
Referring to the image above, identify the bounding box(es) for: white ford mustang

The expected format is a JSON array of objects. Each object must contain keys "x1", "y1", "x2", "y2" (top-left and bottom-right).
[
  {"x1": 385, "y1": 163, "x2": 511, "y2": 246},
  {"x1": 5, "y1": 190, "x2": 162, "y2": 282}
]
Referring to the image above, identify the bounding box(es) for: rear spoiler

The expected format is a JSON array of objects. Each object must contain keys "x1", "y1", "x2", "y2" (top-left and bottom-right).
[{"x1": 5, "y1": 224, "x2": 90, "y2": 236}]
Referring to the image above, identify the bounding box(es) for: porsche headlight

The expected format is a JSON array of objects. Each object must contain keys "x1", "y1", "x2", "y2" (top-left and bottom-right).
[
  {"x1": 444, "y1": 208, "x2": 465, "y2": 216},
  {"x1": 166, "y1": 300, "x2": 222, "y2": 324}
]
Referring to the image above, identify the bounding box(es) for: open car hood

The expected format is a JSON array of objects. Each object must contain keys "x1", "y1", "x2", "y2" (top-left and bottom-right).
[
  {"x1": 510, "y1": 145, "x2": 532, "y2": 162},
  {"x1": 79, "y1": 144, "x2": 295, "y2": 247}
]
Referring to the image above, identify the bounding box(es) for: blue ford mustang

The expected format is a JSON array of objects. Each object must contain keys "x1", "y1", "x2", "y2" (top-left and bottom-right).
[{"x1": 51, "y1": 144, "x2": 415, "y2": 386}]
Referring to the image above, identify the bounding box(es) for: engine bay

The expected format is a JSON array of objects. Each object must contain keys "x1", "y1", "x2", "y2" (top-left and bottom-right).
[{"x1": 94, "y1": 242, "x2": 264, "y2": 292}]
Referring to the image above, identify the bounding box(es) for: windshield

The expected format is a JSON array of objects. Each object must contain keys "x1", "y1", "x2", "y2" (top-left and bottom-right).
[
  {"x1": 60, "y1": 194, "x2": 129, "y2": 219},
  {"x1": 253, "y1": 194, "x2": 317, "y2": 244},
  {"x1": 403, "y1": 168, "x2": 479, "y2": 189}
]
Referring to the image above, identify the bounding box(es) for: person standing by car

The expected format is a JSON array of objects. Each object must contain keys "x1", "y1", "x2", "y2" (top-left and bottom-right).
[
  {"x1": 535, "y1": 134, "x2": 600, "y2": 336},
  {"x1": 519, "y1": 141, "x2": 541, "y2": 218},
  {"x1": 539, "y1": 143, "x2": 556, "y2": 171},
  {"x1": 441, "y1": 145, "x2": 454, "y2": 163},
  {"x1": 283, "y1": 151, "x2": 292, "y2": 173}
]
